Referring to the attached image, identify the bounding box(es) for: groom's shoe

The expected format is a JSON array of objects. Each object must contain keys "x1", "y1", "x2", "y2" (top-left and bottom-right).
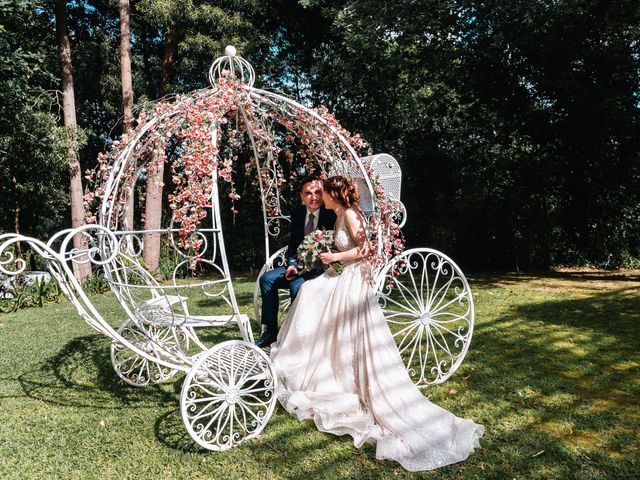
[{"x1": 255, "y1": 331, "x2": 277, "y2": 349}]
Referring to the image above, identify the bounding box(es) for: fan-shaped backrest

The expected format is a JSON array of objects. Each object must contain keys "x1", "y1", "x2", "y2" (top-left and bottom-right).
[{"x1": 329, "y1": 153, "x2": 401, "y2": 217}]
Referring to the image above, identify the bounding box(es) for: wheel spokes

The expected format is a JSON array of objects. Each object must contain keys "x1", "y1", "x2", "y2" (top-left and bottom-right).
[
  {"x1": 376, "y1": 249, "x2": 475, "y2": 386},
  {"x1": 181, "y1": 341, "x2": 278, "y2": 451}
]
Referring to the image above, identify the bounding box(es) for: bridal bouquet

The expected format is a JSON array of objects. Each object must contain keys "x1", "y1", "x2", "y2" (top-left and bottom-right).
[{"x1": 297, "y1": 229, "x2": 344, "y2": 274}]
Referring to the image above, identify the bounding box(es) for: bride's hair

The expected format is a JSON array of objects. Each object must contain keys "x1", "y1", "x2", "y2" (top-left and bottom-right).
[{"x1": 324, "y1": 176, "x2": 360, "y2": 209}]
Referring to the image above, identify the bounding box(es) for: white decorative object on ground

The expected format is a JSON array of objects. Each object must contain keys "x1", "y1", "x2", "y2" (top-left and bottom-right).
[
  {"x1": 0, "y1": 46, "x2": 475, "y2": 450},
  {"x1": 0, "y1": 270, "x2": 52, "y2": 299}
]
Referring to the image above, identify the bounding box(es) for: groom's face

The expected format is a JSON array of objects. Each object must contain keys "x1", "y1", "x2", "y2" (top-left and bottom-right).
[{"x1": 300, "y1": 180, "x2": 323, "y2": 212}]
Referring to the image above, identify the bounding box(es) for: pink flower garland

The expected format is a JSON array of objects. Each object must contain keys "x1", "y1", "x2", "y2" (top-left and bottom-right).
[{"x1": 85, "y1": 75, "x2": 404, "y2": 268}]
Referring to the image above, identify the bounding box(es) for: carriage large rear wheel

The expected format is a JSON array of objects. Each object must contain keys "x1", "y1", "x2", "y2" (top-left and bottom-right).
[{"x1": 374, "y1": 248, "x2": 475, "y2": 387}]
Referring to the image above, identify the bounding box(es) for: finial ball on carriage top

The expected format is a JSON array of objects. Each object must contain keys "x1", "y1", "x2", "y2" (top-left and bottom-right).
[{"x1": 208, "y1": 44, "x2": 254, "y2": 88}]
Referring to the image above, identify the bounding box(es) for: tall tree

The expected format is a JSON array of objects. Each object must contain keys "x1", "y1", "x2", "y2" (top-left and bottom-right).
[
  {"x1": 138, "y1": 0, "x2": 256, "y2": 271},
  {"x1": 119, "y1": 0, "x2": 135, "y2": 229},
  {"x1": 289, "y1": 0, "x2": 640, "y2": 269},
  {"x1": 142, "y1": 29, "x2": 176, "y2": 271},
  {"x1": 119, "y1": 0, "x2": 134, "y2": 130},
  {"x1": 54, "y1": 0, "x2": 91, "y2": 280}
]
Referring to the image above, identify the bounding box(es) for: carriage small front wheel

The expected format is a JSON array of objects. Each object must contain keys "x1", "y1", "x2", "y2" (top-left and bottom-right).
[{"x1": 180, "y1": 340, "x2": 278, "y2": 451}]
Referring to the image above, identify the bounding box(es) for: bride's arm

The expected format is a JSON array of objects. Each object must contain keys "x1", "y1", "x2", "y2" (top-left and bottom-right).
[{"x1": 320, "y1": 209, "x2": 369, "y2": 264}]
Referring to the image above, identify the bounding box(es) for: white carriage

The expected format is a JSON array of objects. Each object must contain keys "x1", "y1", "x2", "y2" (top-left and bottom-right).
[{"x1": 0, "y1": 47, "x2": 474, "y2": 451}]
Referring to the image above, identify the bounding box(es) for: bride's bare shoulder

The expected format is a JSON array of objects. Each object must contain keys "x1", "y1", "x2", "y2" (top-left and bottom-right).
[
  {"x1": 344, "y1": 208, "x2": 358, "y2": 221},
  {"x1": 344, "y1": 208, "x2": 365, "y2": 228}
]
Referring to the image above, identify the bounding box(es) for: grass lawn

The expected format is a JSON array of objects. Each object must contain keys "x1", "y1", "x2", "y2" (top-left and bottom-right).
[{"x1": 0, "y1": 271, "x2": 638, "y2": 479}]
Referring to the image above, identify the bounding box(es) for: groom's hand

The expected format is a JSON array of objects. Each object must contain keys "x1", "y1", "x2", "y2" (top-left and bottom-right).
[{"x1": 284, "y1": 266, "x2": 298, "y2": 281}]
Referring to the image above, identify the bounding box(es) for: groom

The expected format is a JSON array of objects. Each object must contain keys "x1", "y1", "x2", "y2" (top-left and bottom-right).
[{"x1": 256, "y1": 176, "x2": 336, "y2": 348}]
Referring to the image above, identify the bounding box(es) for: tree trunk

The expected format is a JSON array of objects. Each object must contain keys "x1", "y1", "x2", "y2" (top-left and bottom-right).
[
  {"x1": 119, "y1": 0, "x2": 133, "y2": 131},
  {"x1": 119, "y1": 0, "x2": 135, "y2": 230},
  {"x1": 140, "y1": 22, "x2": 153, "y2": 97},
  {"x1": 11, "y1": 172, "x2": 21, "y2": 256},
  {"x1": 142, "y1": 158, "x2": 165, "y2": 272},
  {"x1": 159, "y1": 29, "x2": 177, "y2": 97},
  {"x1": 55, "y1": 0, "x2": 91, "y2": 281},
  {"x1": 142, "y1": 28, "x2": 177, "y2": 272}
]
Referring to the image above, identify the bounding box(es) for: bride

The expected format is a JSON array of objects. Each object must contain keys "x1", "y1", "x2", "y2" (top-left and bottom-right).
[{"x1": 270, "y1": 176, "x2": 484, "y2": 471}]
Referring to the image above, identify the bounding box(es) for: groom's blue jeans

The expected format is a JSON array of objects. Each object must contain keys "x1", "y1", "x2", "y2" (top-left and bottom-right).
[{"x1": 259, "y1": 266, "x2": 318, "y2": 335}]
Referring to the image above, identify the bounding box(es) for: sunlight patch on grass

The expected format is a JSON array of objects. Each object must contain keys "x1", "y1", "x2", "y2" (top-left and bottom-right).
[{"x1": 0, "y1": 272, "x2": 638, "y2": 478}]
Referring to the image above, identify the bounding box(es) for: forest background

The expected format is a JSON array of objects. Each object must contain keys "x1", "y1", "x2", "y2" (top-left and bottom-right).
[{"x1": 1, "y1": 0, "x2": 639, "y2": 272}]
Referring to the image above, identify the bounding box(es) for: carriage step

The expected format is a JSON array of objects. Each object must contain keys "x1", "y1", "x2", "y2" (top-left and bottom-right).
[
  {"x1": 183, "y1": 314, "x2": 249, "y2": 328},
  {"x1": 138, "y1": 313, "x2": 249, "y2": 328}
]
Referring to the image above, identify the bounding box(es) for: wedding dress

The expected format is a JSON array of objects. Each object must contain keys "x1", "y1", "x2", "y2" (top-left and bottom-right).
[{"x1": 270, "y1": 210, "x2": 484, "y2": 471}]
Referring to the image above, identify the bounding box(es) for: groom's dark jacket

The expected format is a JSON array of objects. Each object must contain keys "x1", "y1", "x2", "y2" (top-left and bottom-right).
[{"x1": 286, "y1": 204, "x2": 336, "y2": 267}]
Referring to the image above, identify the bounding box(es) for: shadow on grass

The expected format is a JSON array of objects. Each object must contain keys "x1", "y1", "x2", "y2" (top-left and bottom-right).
[
  {"x1": 15, "y1": 335, "x2": 178, "y2": 409},
  {"x1": 151, "y1": 395, "x2": 389, "y2": 480},
  {"x1": 7, "y1": 275, "x2": 639, "y2": 478},
  {"x1": 155, "y1": 407, "x2": 203, "y2": 453},
  {"x1": 470, "y1": 270, "x2": 640, "y2": 290},
  {"x1": 466, "y1": 286, "x2": 639, "y2": 478},
  {"x1": 236, "y1": 411, "x2": 391, "y2": 480}
]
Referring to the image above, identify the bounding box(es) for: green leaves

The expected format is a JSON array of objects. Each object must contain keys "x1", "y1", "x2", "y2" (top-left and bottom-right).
[
  {"x1": 292, "y1": 0, "x2": 640, "y2": 268},
  {"x1": 0, "y1": 1, "x2": 71, "y2": 237},
  {"x1": 1, "y1": 0, "x2": 638, "y2": 268}
]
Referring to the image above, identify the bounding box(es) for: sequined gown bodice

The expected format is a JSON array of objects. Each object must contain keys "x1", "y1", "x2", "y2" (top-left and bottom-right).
[
  {"x1": 270, "y1": 208, "x2": 483, "y2": 472},
  {"x1": 333, "y1": 214, "x2": 357, "y2": 252}
]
